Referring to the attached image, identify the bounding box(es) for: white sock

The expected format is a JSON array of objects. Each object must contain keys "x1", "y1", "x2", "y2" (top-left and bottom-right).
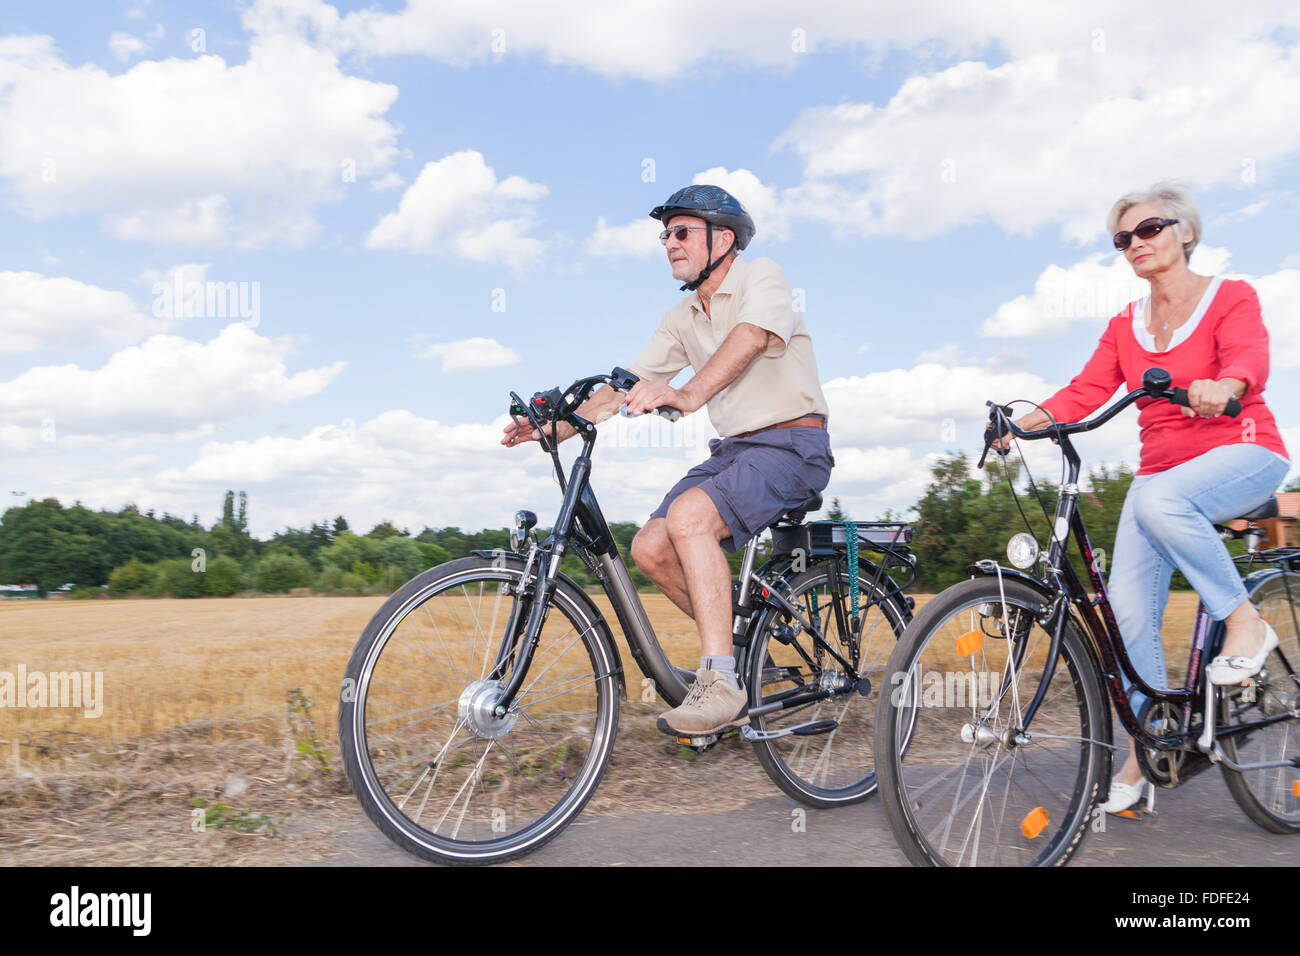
[{"x1": 701, "y1": 655, "x2": 739, "y2": 689}]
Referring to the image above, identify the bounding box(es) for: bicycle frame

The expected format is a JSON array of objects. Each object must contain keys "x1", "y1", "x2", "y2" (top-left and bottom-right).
[
  {"x1": 487, "y1": 369, "x2": 915, "y2": 721},
  {"x1": 981, "y1": 379, "x2": 1299, "y2": 768}
]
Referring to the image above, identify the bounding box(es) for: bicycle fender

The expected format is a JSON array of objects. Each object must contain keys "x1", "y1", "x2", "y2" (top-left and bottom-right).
[
  {"x1": 470, "y1": 549, "x2": 627, "y2": 699},
  {"x1": 964, "y1": 563, "x2": 1053, "y2": 600}
]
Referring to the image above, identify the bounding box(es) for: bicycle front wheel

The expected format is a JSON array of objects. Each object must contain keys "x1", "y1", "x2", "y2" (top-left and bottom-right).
[
  {"x1": 747, "y1": 562, "x2": 909, "y2": 807},
  {"x1": 338, "y1": 556, "x2": 620, "y2": 865},
  {"x1": 1220, "y1": 570, "x2": 1300, "y2": 833},
  {"x1": 875, "y1": 578, "x2": 1109, "y2": 866}
]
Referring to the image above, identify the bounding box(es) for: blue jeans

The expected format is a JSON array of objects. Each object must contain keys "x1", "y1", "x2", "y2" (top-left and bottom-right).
[{"x1": 1107, "y1": 443, "x2": 1289, "y2": 712}]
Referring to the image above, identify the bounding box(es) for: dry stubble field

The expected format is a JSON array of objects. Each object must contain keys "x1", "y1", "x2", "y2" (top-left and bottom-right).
[{"x1": 0, "y1": 590, "x2": 1203, "y2": 865}]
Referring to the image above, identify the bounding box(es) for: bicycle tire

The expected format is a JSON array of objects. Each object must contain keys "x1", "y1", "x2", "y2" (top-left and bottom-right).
[
  {"x1": 338, "y1": 555, "x2": 620, "y2": 865},
  {"x1": 1219, "y1": 570, "x2": 1300, "y2": 833},
  {"x1": 746, "y1": 561, "x2": 909, "y2": 807},
  {"x1": 875, "y1": 578, "x2": 1110, "y2": 866}
]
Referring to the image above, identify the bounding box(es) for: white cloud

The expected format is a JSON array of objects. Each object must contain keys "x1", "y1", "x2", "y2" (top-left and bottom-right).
[
  {"x1": 1255, "y1": 269, "x2": 1300, "y2": 369},
  {"x1": 823, "y1": 362, "x2": 1061, "y2": 446},
  {"x1": 585, "y1": 217, "x2": 661, "y2": 259},
  {"x1": 232, "y1": 0, "x2": 1134, "y2": 82},
  {"x1": 416, "y1": 337, "x2": 520, "y2": 372},
  {"x1": 0, "y1": 323, "x2": 345, "y2": 434},
  {"x1": 135, "y1": 263, "x2": 211, "y2": 290},
  {"x1": 107, "y1": 196, "x2": 233, "y2": 246},
  {"x1": 914, "y1": 343, "x2": 974, "y2": 365},
  {"x1": 981, "y1": 245, "x2": 1232, "y2": 339},
  {"x1": 773, "y1": 16, "x2": 1300, "y2": 241},
  {"x1": 0, "y1": 33, "x2": 400, "y2": 247},
  {"x1": 587, "y1": 166, "x2": 788, "y2": 260},
  {"x1": 691, "y1": 166, "x2": 790, "y2": 243},
  {"x1": 981, "y1": 248, "x2": 1300, "y2": 369},
  {"x1": 366, "y1": 151, "x2": 548, "y2": 268},
  {"x1": 108, "y1": 32, "x2": 147, "y2": 62},
  {"x1": 0, "y1": 271, "x2": 168, "y2": 353}
]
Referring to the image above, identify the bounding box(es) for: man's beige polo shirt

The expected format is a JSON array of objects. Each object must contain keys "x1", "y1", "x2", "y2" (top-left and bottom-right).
[{"x1": 628, "y1": 256, "x2": 830, "y2": 438}]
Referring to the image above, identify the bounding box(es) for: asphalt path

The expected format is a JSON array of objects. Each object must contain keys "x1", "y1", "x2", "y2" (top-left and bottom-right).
[{"x1": 314, "y1": 762, "x2": 1300, "y2": 867}]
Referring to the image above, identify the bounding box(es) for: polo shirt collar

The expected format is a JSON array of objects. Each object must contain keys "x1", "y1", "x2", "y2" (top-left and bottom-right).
[{"x1": 688, "y1": 255, "x2": 747, "y2": 316}]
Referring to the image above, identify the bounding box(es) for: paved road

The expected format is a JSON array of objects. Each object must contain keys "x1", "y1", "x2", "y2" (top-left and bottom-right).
[{"x1": 314, "y1": 765, "x2": 1300, "y2": 867}]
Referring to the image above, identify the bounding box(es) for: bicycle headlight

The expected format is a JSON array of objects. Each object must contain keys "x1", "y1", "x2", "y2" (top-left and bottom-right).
[
  {"x1": 510, "y1": 509, "x2": 538, "y2": 552},
  {"x1": 1006, "y1": 533, "x2": 1039, "y2": 570}
]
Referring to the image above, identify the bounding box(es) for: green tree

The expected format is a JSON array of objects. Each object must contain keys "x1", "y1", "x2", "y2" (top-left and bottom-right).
[
  {"x1": 252, "y1": 552, "x2": 312, "y2": 592},
  {"x1": 378, "y1": 535, "x2": 424, "y2": 580},
  {"x1": 108, "y1": 558, "x2": 154, "y2": 594},
  {"x1": 158, "y1": 558, "x2": 207, "y2": 598},
  {"x1": 206, "y1": 555, "x2": 244, "y2": 596},
  {"x1": 416, "y1": 541, "x2": 452, "y2": 569},
  {"x1": 366, "y1": 521, "x2": 404, "y2": 541}
]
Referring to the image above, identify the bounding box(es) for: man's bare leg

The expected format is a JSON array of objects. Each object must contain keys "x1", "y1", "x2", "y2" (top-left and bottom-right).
[
  {"x1": 630, "y1": 518, "x2": 694, "y2": 618},
  {"x1": 663, "y1": 489, "x2": 734, "y2": 658}
]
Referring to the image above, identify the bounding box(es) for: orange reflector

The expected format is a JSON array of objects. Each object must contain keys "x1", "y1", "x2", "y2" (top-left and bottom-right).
[
  {"x1": 1293, "y1": 781, "x2": 1300, "y2": 797},
  {"x1": 956, "y1": 630, "x2": 984, "y2": 657},
  {"x1": 1020, "y1": 806, "x2": 1049, "y2": 838},
  {"x1": 1117, "y1": 809, "x2": 1137, "y2": 819}
]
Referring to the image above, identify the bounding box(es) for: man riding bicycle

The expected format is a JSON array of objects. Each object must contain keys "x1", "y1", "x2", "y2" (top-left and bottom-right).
[{"x1": 501, "y1": 184, "x2": 834, "y2": 737}]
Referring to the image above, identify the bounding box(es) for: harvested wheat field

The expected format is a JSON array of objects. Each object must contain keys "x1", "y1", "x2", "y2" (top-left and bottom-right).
[{"x1": 0, "y1": 590, "x2": 1203, "y2": 865}]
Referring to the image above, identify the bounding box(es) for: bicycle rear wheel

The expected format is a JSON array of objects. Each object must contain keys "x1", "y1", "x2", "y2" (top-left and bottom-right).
[
  {"x1": 1219, "y1": 570, "x2": 1300, "y2": 833},
  {"x1": 875, "y1": 578, "x2": 1109, "y2": 866},
  {"x1": 338, "y1": 555, "x2": 619, "y2": 864},
  {"x1": 746, "y1": 562, "x2": 909, "y2": 807}
]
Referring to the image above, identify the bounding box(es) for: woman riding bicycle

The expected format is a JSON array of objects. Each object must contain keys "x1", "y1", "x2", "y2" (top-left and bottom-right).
[{"x1": 998, "y1": 181, "x2": 1290, "y2": 814}]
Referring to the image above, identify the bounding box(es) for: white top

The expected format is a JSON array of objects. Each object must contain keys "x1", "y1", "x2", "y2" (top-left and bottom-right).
[{"x1": 1131, "y1": 276, "x2": 1222, "y2": 353}]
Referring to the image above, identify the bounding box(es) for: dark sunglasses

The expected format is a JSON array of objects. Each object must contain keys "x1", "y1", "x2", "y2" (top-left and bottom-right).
[
  {"x1": 659, "y1": 225, "x2": 708, "y2": 245},
  {"x1": 1113, "y1": 217, "x2": 1178, "y2": 251}
]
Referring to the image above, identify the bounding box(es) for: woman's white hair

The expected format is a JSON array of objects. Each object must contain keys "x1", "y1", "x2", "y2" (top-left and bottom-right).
[{"x1": 1107, "y1": 180, "x2": 1201, "y2": 262}]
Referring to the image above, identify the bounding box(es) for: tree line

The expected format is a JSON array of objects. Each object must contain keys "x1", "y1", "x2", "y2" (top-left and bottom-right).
[{"x1": 3, "y1": 455, "x2": 1285, "y2": 598}]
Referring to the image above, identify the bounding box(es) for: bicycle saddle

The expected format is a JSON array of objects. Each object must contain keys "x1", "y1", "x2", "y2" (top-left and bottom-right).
[
  {"x1": 1238, "y1": 496, "x2": 1278, "y2": 522},
  {"x1": 772, "y1": 492, "x2": 823, "y2": 527}
]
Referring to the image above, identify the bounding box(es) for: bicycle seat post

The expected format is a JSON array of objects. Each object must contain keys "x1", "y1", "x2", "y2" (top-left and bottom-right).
[{"x1": 732, "y1": 536, "x2": 761, "y2": 643}]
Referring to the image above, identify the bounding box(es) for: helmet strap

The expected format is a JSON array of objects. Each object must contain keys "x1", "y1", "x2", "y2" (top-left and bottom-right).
[{"x1": 679, "y1": 228, "x2": 731, "y2": 292}]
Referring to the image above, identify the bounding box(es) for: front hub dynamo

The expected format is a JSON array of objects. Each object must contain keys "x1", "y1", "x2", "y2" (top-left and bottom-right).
[{"x1": 458, "y1": 680, "x2": 519, "y2": 739}]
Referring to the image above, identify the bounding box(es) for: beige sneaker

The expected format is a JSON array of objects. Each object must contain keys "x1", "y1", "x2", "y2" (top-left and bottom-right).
[{"x1": 656, "y1": 669, "x2": 748, "y2": 736}]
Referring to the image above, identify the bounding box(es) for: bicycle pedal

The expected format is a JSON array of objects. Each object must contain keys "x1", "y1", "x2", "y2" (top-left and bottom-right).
[
  {"x1": 674, "y1": 733, "x2": 720, "y2": 752},
  {"x1": 1111, "y1": 806, "x2": 1158, "y2": 822}
]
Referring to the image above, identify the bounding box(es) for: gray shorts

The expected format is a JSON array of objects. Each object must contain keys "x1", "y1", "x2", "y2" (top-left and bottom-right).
[{"x1": 649, "y1": 426, "x2": 835, "y2": 552}]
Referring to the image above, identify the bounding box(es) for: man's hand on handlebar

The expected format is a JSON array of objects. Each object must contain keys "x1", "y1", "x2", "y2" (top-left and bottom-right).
[
  {"x1": 501, "y1": 415, "x2": 576, "y2": 447},
  {"x1": 624, "y1": 379, "x2": 692, "y2": 417}
]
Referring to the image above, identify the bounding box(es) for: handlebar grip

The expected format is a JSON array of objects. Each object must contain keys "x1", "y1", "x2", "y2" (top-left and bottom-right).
[
  {"x1": 655, "y1": 406, "x2": 681, "y2": 423},
  {"x1": 1170, "y1": 388, "x2": 1242, "y2": 418}
]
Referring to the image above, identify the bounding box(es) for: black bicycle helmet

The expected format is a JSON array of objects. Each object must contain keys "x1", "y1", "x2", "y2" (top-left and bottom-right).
[{"x1": 650, "y1": 184, "x2": 756, "y2": 291}]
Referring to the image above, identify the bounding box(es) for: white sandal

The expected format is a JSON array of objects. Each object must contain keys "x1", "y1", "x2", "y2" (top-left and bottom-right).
[
  {"x1": 1099, "y1": 778, "x2": 1151, "y2": 814},
  {"x1": 1209, "y1": 621, "x2": 1279, "y2": 686}
]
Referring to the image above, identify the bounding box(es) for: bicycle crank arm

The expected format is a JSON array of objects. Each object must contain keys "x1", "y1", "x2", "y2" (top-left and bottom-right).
[{"x1": 741, "y1": 719, "x2": 838, "y2": 741}]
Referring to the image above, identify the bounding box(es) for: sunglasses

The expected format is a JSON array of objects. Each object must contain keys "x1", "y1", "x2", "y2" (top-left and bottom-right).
[
  {"x1": 1113, "y1": 217, "x2": 1179, "y2": 251},
  {"x1": 659, "y1": 225, "x2": 708, "y2": 245}
]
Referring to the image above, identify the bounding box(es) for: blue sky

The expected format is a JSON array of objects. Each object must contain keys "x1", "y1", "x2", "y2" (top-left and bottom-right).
[{"x1": 2, "y1": 0, "x2": 1298, "y2": 537}]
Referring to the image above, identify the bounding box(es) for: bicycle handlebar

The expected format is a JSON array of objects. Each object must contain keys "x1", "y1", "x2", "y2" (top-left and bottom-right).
[
  {"x1": 979, "y1": 367, "x2": 1242, "y2": 468},
  {"x1": 507, "y1": 367, "x2": 682, "y2": 450}
]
